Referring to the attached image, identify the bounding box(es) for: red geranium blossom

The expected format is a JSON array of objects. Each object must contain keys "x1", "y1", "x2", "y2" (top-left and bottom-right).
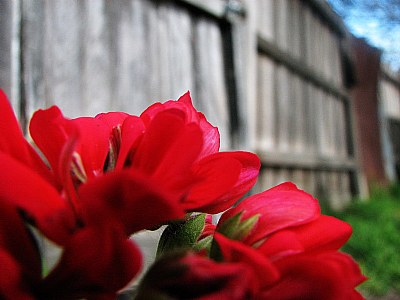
[
  {"x1": 29, "y1": 92, "x2": 260, "y2": 216},
  {"x1": 212, "y1": 182, "x2": 366, "y2": 299},
  {"x1": 0, "y1": 90, "x2": 178, "y2": 299}
]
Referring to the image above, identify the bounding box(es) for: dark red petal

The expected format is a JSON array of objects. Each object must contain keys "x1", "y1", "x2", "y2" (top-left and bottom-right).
[
  {"x1": 0, "y1": 199, "x2": 42, "y2": 284},
  {"x1": 214, "y1": 233, "x2": 279, "y2": 288},
  {"x1": 78, "y1": 170, "x2": 185, "y2": 235},
  {"x1": 220, "y1": 182, "x2": 320, "y2": 245},
  {"x1": 0, "y1": 152, "x2": 75, "y2": 243},
  {"x1": 139, "y1": 251, "x2": 258, "y2": 300},
  {"x1": 40, "y1": 225, "x2": 141, "y2": 299},
  {"x1": 0, "y1": 250, "x2": 34, "y2": 300}
]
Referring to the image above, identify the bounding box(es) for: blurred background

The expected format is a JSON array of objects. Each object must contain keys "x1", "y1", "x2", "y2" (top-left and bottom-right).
[{"x1": 0, "y1": 0, "x2": 399, "y2": 298}]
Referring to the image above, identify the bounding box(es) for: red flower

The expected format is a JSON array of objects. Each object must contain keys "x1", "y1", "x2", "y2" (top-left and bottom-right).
[
  {"x1": 211, "y1": 182, "x2": 366, "y2": 299},
  {"x1": 29, "y1": 92, "x2": 260, "y2": 217},
  {"x1": 0, "y1": 90, "x2": 155, "y2": 298}
]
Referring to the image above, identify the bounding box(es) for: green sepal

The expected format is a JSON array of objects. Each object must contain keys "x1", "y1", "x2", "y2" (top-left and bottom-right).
[
  {"x1": 217, "y1": 212, "x2": 260, "y2": 241},
  {"x1": 156, "y1": 214, "x2": 206, "y2": 257},
  {"x1": 193, "y1": 235, "x2": 213, "y2": 252}
]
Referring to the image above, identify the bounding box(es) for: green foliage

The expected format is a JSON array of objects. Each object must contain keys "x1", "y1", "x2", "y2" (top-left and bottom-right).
[{"x1": 329, "y1": 183, "x2": 400, "y2": 296}]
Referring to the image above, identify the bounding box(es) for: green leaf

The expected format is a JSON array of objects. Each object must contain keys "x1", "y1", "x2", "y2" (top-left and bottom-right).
[{"x1": 156, "y1": 214, "x2": 206, "y2": 257}]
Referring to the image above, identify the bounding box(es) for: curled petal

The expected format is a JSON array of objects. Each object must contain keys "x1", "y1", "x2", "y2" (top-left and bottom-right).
[
  {"x1": 140, "y1": 91, "x2": 220, "y2": 159},
  {"x1": 186, "y1": 151, "x2": 260, "y2": 214}
]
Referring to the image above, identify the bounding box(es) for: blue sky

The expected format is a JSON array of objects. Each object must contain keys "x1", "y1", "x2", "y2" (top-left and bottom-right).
[{"x1": 328, "y1": 0, "x2": 400, "y2": 71}]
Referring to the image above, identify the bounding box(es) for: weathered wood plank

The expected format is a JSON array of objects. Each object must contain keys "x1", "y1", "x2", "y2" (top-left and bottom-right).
[{"x1": 0, "y1": 0, "x2": 21, "y2": 116}]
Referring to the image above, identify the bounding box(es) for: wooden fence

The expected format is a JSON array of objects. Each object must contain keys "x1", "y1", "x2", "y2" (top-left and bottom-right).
[
  {"x1": 0, "y1": 0, "x2": 365, "y2": 208},
  {"x1": 380, "y1": 67, "x2": 400, "y2": 181}
]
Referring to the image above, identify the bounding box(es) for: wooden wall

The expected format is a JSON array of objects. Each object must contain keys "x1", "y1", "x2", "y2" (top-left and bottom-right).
[{"x1": 1, "y1": 0, "x2": 363, "y2": 208}]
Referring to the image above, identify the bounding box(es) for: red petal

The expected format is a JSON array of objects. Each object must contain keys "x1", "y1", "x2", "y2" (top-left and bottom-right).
[
  {"x1": 132, "y1": 110, "x2": 204, "y2": 196},
  {"x1": 258, "y1": 215, "x2": 353, "y2": 259},
  {"x1": 0, "y1": 90, "x2": 31, "y2": 162},
  {"x1": 133, "y1": 110, "x2": 195, "y2": 174},
  {"x1": 30, "y1": 106, "x2": 74, "y2": 181},
  {"x1": 95, "y1": 111, "x2": 130, "y2": 131},
  {"x1": 71, "y1": 117, "x2": 109, "y2": 177},
  {"x1": 184, "y1": 154, "x2": 242, "y2": 213},
  {"x1": 0, "y1": 200, "x2": 42, "y2": 284},
  {"x1": 0, "y1": 152, "x2": 75, "y2": 243},
  {"x1": 291, "y1": 215, "x2": 352, "y2": 252},
  {"x1": 0, "y1": 250, "x2": 34, "y2": 300},
  {"x1": 30, "y1": 108, "x2": 110, "y2": 179},
  {"x1": 0, "y1": 90, "x2": 53, "y2": 183},
  {"x1": 141, "y1": 92, "x2": 220, "y2": 159},
  {"x1": 220, "y1": 182, "x2": 320, "y2": 245},
  {"x1": 78, "y1": 170, "x2": 185, "y2": 235},
  {"x1": 177, "y1": 92, "x2": 220, "y2": 159},
  {"x1": 257, "y1": 230, "x2": 304, "y2": 261},
  {"x1": 185, "y1": 151, "x2": 260, "y2": 214},
  {"x1": 115, "y1": 116, "x2": 145, "y2": 170},
  {"x1": 40, "y1": 225, "x2": 141, "y2": 299},
  {"x1": 261, "y1": 252, "x2": 366, "y2": 300}
]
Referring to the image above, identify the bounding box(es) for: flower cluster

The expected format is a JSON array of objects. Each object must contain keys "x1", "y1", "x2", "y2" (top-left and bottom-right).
[{"x1": 0, "y1": 90, "x2": 365, "y2": 299}]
